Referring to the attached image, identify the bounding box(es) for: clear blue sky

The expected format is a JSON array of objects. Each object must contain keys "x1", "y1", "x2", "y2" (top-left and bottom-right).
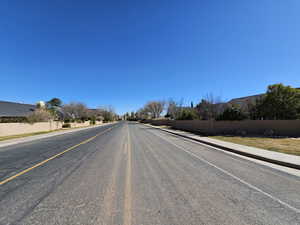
[{"x1": 1, "y1": 1, "x2": 299, "y2": 114}]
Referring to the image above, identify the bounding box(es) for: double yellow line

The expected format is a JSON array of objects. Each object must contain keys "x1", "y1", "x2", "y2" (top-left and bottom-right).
[{"x1": 0, "y1": 126, "x2": 115, "y2": 186}]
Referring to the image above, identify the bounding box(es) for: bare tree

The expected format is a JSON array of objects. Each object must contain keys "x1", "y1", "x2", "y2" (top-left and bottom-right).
[
  {"x1": 136, "y1": 108, "x2": 150, "y2": 120},
  {"x1": 166, "y1": 98, "x2": 184, "y2": 119},
  {"x1": 143, "y1": 101, "x2": 165, "y2": 119},
  {"x1": 62, "y1": 102, "x2": 88, "y2": 121},
  {"x1": 26, "y1": 109, "x2": 54, "y2": 124},
  {"x1": 97, "y1": 106, "x2": 116, "y2": 122},
  {"x1": 196, "y1": 93, "x2": 224, "y2": 120}
]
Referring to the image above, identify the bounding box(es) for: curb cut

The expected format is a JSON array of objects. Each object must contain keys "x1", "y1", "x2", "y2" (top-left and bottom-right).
[{"x1": 143, "y1": 123, "x2": 300, "y2": 170}]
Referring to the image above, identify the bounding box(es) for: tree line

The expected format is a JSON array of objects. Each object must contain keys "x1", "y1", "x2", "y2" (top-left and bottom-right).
[
  {"x1": 125, "y1": 84, "x2": 300, "y2": 121},
  {"x1": 27, "y1": 98, "x2": 117, "y2": 124}
]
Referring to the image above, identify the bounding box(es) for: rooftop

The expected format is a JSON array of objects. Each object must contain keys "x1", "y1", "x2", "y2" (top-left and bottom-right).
[{"x1": 0, "y1": 101, "x2": 36, "y2": 117}]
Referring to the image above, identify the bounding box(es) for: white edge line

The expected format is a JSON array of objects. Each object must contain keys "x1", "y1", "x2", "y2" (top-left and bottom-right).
[
  {"x1": 145, "y1": 124, "x2": 300, "y2": 177},
  {"x1": 149, "y1": 129, "x2": 300, "y2": 214}
]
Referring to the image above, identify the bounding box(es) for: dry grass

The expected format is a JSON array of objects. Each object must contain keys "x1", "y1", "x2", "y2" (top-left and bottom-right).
[
  {"x1": 0, "y1": 130, "x2": 61, "y2": 142},
  {"x1": 210, "y1": 136, "x2": 300, "y2": 156}
]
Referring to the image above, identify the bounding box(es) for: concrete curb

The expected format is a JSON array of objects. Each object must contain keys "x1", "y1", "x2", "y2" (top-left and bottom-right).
[
  {"x1": 0, "y1": 122, "x2": 117, "y2": 149},
  {"x1": 143, "y1": 123, "x2": 300, "y2": 170}
]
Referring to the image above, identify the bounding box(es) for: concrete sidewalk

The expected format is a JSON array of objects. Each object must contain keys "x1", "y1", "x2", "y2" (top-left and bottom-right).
[
  {"x1": 144, "y1": 124, "x2": 300, "y2": 170},
  {"x1": 0, "y1": 122, "x2": 116, "y2": 149}
]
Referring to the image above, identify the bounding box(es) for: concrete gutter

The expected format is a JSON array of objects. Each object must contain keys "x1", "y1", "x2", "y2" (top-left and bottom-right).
[
  {"x1": 0, "y1": 122, "x2": 117, "y2": 149},
  {"x1": 143, "y1": 123, "x2": 300, "y2": 170}
]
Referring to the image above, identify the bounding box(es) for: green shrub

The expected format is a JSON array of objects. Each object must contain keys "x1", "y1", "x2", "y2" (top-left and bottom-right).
[
  {"x1": 75, "y1": 119, "x2": 83, "y2": 123},
  {"x1": 177, "y1": 109, "x2": 198, "y2": 120},
  {"x1": 62, "y1": 123, "x2": 71, "y2": 128},
  {"x1": 64, "y1": 118, "x2": 71, "y2": 123},
  {"x1": 216, "y1": 107, "x2": 247, "y2": 121},
  {"x1": 253, "y1": 84, "x2": 300, "y2": 120}
]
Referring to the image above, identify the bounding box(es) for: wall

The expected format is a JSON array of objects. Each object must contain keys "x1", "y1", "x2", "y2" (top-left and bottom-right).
[
  {"x1": 0, "y1": 120, "x2": 103, "y2": 137},
  {"x1": 0, "y1": 121, "x2": 63, "y2": 137},
  {"x1": 69, "y1": 120, "x2": 103, "y2": 128},
  {"x1": 69, "y1": 121, "x2": 90, "y2": 128},
  {"x1": 143, "y1": 120, "x2": 300, "y2": 137}
]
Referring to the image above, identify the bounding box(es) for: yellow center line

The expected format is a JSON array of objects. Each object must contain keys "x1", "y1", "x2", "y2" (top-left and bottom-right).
[
  {"x1": 123, "y1": 124, "x2": 132, "y2": 225},
  {"x1": 0, "y1": 126, "x2": 116, "y2": 186}
]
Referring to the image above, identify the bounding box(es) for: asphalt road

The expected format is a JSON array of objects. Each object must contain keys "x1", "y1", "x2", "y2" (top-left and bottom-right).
[{"x1": 0, "y1": 121, "x2": 299, "y2": 225}]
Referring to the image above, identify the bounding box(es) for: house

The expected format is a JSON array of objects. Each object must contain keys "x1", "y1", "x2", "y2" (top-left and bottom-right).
[
  {"x1": 0, "y1": 101, "x2": 36, "y2": 122},
  {"x1": 228, "y1": 87, "x2": 300, "y2": 109},
  {"x1": 227, "y1": 93, "x2": 264, "y2": 111}
]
